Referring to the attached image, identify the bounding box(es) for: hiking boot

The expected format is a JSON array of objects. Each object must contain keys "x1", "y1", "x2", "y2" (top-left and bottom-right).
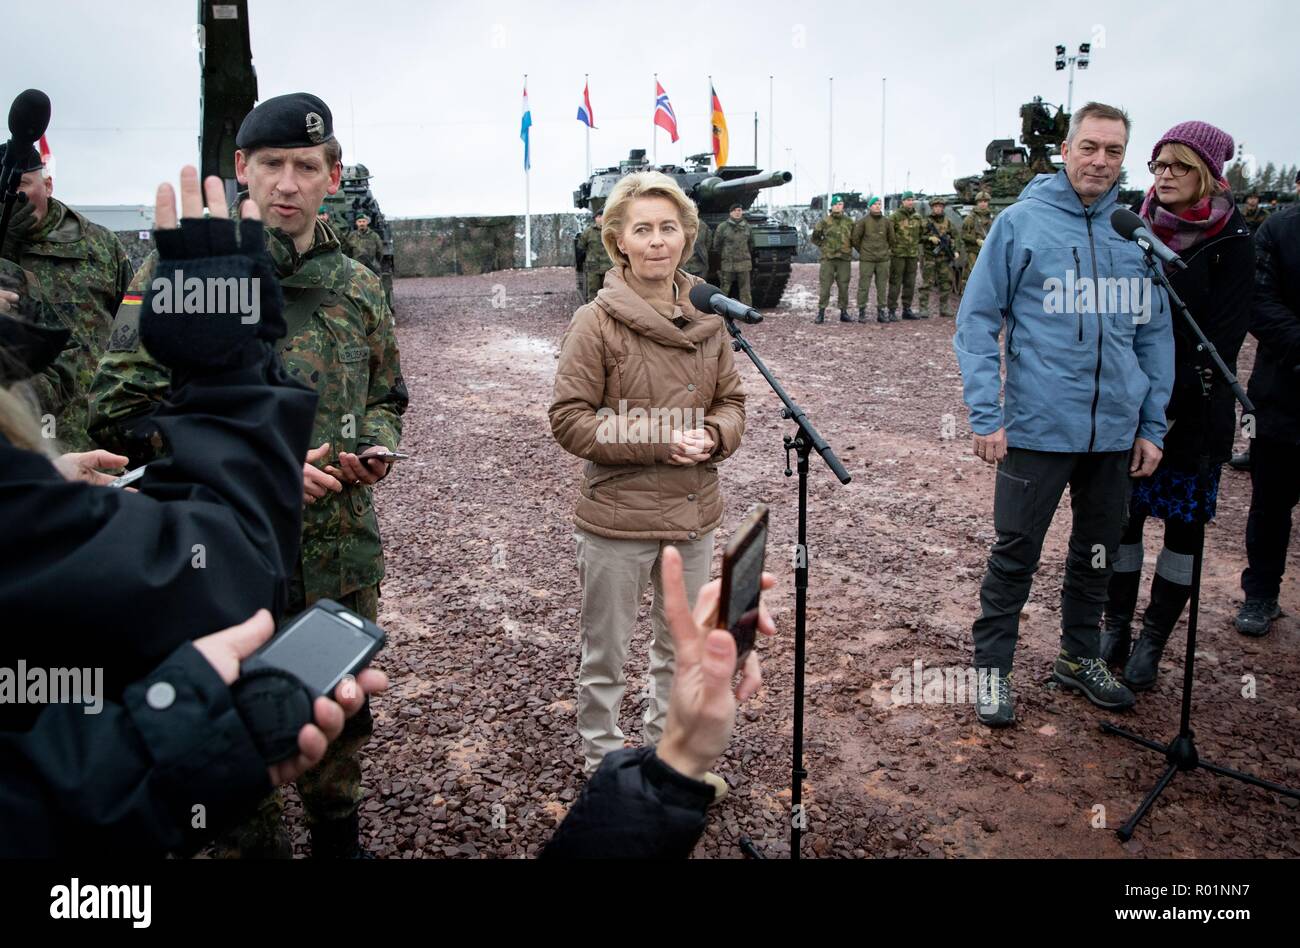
[
  {"x1": 857, "y1": 309, "x2": 870, "y2": 323},
  {"x1": 876, "y1": 307, "x2": 888, "y2": 323},
  {"x1": 815, "y1": 308, "x2": 825, "y2": 324},
  {"x1": 702, "y1": 771, "x2": 729, "y2": 804},
  {"x1": 901, "y1": 307, "x2": 920, "y2": 321},
  {"x1": 839, "y1": 309, "x2": 853, "y2": 323},
  {"x1": 1052, "y1": 652, "x2": 1136, "y2": 710},
  {"x1": 975, "y1": 670, "x2": 1014, "y2": 727},
  {"x1": 1228, "y1": 448, "x2": 1251, "y2": 472},
  {"x1": 1235, "y1": 597, "x2": 1280, "y2": 638}
]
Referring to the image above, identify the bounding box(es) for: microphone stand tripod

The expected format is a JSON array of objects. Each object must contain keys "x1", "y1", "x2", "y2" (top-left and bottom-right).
[
  {"x1": 715, "y1": 311, "x2": 852, "y2": 860},
  {"x1": 1099, "y1": 252, "x2": 1300, "y2": 840}
]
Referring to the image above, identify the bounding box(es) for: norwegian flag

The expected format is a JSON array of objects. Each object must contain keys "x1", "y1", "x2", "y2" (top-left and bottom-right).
[
  {"x1": 38, "y1": 133, "x2": 51, "y2": 167},
  {"x1": 654, "y1": 81, "x2": 678, "y2": 143},
  {"x1": 576, "y1": 80, "x2": 595, "y2": 128}
]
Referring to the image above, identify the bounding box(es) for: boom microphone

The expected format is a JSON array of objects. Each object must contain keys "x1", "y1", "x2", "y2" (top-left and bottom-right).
[
  {"x1": 688, "y1": 282, "x2": 764, "y2": 324},
  {"x1": 1111, "y1": 207, "x2": 1188, "y2": 272}
]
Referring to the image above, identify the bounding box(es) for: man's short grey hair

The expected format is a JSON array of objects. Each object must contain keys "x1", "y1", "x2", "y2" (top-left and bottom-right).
[{"x1": 1066, "y1": 102, "x2": 1132, "y2": 145}]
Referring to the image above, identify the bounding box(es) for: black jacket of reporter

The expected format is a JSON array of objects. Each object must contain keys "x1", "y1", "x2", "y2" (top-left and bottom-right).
[
  {"x1": 1247, "y1": 205, "x2": 1300, "y2": 445},
  {"x1": 0, "y1": 337, "x2": 317, "y2": 855},
  {"x1": 1154, "y1": 206, "x2": 1254, "y2": 467}
]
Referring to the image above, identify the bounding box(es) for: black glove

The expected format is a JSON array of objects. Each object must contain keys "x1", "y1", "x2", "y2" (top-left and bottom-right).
[
  {"x1": 1, "y1": 196, "x2": 37, "y2": 264},
  {"x1": 140, "y1": 216, "x2": 285, "y2": 373},
  {"x1": 230, "y1": 667, "x2": 315, "y2": 764}
]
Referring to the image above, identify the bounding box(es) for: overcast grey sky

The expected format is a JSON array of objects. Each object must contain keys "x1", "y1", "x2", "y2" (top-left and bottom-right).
[{"x1": 9, "y1": 0, "x2": 1298, "y2": 218}]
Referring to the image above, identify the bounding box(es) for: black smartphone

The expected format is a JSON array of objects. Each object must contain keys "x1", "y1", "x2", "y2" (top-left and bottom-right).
[
  {"x1": 241, "y1": 599, "x2": 385, "y2": 699},
  {"x1": 717, "y1": 504, "x2": 769, "y2": 669}
]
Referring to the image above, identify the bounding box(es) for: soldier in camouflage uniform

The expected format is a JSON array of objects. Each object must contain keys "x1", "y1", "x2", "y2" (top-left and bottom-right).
[
  {"x1": 888, "y1": 192, "x2": 924, "y2": 320},
  {"x1": 0, "y1": 143, "x2": 133, "y2": 451},
  {"x1": 681, "y1": 202, "x2": 710, "y2": 279},
  {"x1": 920, "y1": 197, "x2": 958, "y2": 318},
  {"x1": 1241, "y1": 193, "x2": 1270, "y2": 235},
  {"x1": 810, "y1": 194, "x2": 854, "y2": 323},
  {"x1": 960, "y1": 190, "x2": 993, "y2": 280},
  {"x1": 577, "y1": 210, "x2": 613, "y2": 301},
  {"x1": 88, "y1": 93, "x2": 407, "y2": 860},
  {"x1": 712, "y1": 203, "x2": 753, "y2": 306},
  {"x1": 343, "y1": 214, "x2": 384, "y2": 277},
  {"x1": 851, "y1": 195, "x2": 895, "y2": 323}
]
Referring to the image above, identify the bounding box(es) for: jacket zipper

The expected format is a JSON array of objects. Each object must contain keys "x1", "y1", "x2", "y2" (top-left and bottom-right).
[
  {"x1": 1072, "y1": 247, "x2": 1083, "y2": 341},
  {"x1": 1085, "y1": 209, "x2": 1102, "y2": 452}
]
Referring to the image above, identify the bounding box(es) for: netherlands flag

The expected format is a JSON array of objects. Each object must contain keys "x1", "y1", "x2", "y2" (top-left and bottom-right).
[
  {"x1": 576, "y1": 81, "x2": 595, "y2": 129},
  {"x1": 520, "y1": 82, "x2": 532, "y2": 171},
  {"x1": 654, "y1": 81, "x2": 678, "y2": 143}
]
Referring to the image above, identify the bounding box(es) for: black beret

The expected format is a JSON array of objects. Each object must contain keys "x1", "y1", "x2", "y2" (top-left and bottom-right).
[
  {"x1": 236, "y1": 92, "x2": 335, "y2": 150},
  {"x1": 729, "y1": 202, "x2": 743, "y2": 211},
  {"x1": 0, "y1": 143, "x2": 43, "y2": 174}
]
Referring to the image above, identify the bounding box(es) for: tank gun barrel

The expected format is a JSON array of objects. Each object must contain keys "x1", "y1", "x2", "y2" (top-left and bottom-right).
[{"x1": 696, "y1": 170, "x2": 792, "y2": 198}]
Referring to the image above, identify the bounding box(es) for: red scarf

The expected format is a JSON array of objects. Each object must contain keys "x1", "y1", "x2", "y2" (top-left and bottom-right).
[{"x1": 1139, "y1": 180, "x2": 1234, "y2": 256}]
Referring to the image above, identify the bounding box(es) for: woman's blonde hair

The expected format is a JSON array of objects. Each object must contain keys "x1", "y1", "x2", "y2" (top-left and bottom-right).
[
  {"x1": 600, "y1": 171, "x2": 699, "y2": 269},
  {"x1": 1164, "y1": 143, "x2": 1219, "y2": 202},
  {"x1": 0, "y1": 381, "x2": 52, "y2": 455}
]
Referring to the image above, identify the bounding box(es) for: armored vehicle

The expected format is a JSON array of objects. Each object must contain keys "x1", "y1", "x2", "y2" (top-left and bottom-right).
[
  {"x1": 323, "y1": 163, "x2": 396, "y2": 306},
  {"x1": 573, "y1": 150, "x2": 796, "y2": 307}
]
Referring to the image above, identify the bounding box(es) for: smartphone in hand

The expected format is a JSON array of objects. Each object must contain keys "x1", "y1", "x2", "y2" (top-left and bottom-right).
[
  {"x1": 241, "y1": 599, "x2": 385, "y2": 699},
  {"x1": 717, "y1": 504, "x2": 769, "y2": 670}
]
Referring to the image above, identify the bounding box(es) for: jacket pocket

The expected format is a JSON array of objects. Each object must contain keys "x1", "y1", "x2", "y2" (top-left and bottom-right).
[
  {"x1": 581, "y1": 463, "x2": 641, "y2": 498},
  {"x1": 993, "y1": 467, "x2": 1035, "y2": 537}
]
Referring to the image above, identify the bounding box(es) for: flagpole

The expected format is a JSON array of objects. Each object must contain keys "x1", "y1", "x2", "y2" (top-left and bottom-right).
[
  {"x1": 881, "y1": 77, "x2": 887, "y2": 198},
  {"x1": 653, "y1": 73, "x2": 658, "y2": 166},
  {"x1": 524, "y1": 73, "x2": 531, "y2": 269},
  {"x1": 707, "y1": 75, "x2": 712, "y2": 170},
  {"x1": 767, "y1": 75, "x2": 774, "y2": 210},
  {"x1": 826, "y1": 76, "x2": 834, "y2": 210},
  {"x1": 585, "y1": 74, "x2": 591, "y2": 178}
]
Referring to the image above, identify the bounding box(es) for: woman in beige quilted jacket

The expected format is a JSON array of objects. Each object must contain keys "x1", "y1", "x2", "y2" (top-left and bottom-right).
[{"x1": 549, "y1": 171, "x2": 747, "y2": 786}]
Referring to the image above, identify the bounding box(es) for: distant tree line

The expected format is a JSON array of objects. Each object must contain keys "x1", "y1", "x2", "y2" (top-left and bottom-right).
[{"x1": 1226, "y1": 151, "x2": 1298, "y2": 195}]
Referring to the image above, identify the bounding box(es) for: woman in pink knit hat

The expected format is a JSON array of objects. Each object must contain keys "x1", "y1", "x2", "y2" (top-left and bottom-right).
[{"x1": 1100, "y1": 120, "x2": 1254, "y2": 693}]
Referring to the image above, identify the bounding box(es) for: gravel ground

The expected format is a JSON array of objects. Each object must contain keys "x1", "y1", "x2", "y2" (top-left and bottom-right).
[{"x1": 286, "y1": 263, "x2": 1300, "y2": 859}]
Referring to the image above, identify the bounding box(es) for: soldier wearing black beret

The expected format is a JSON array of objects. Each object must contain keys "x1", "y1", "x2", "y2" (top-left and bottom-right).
[{"x1": 90, "y1": 90, "x2": 408, "y2": 859}]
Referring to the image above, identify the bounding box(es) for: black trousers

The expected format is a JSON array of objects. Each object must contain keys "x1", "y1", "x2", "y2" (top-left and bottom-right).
[
  {"x1": 1241, "y1": 435, "x2": 1300, "y2": 600},
  {"x1": 973, "y1": 448, "x2": 1132, "y2": 675}
]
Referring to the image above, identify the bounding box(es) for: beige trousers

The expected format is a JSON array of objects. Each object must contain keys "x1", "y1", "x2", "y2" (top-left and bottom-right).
[{"x1": 574, "y1": 528, "x2": 716, "y2": 775}]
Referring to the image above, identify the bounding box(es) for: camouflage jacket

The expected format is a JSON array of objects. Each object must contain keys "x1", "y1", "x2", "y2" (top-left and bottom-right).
[
  {"x1": 682, "y1": 222, "x2": 709, "y2": 276},
  {"x1": 342, "y1": 229, "x2": 384, "y2": 274},
  {"x1": 889, "y1": 206, "x2": 924, "y2": 257},
  {"x1": 923, "y1": 214, "x2": 957, "y2": 261},
  {"x1": 577, "y1": 224, "x2": 612, "y2": 273},
  {"x1": 712, "y1": 219, "x2": 753, "y2": 271},
  {"x1": 810, "y1": 213, "x2": 854, "y2": 260},
  {"x1": 88, "y1": 220, "x2": 408, "y2": 603},
  {"x1": 961, "y1": 208, "x2": 992, "y2": 256},
  {"x1": 16, "y1": 198, "x2": 133, "y2": 451},
  {"x1": 850, "y1": 213, "x2": 894, "y2": 262}
]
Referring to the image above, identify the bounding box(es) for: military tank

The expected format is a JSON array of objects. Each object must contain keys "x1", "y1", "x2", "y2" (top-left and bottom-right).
[
  {"x1": 323, "y1": 163, "x2": 395, "y2": 306},
  {"x1": 573, "y1": 149, "x2": 796, "y2": 307}
]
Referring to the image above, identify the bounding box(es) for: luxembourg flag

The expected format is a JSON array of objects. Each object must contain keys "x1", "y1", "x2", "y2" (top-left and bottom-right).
[
  {"x1": 520, "y1": 82, "x2": 532, "y2": 171},
  {"x1": 576, "y1": 81, "x2": 595, "y2": 128},
  {"x1": 654, "y1": 81, "x2": 679, "y2": 143}
]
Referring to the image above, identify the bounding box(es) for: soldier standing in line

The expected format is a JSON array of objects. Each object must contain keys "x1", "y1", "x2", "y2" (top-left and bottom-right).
[
  {"x1": 712, "y1": 203, "x2": 753, "y2": 306},
  {"x1": 1241, "y1": 192, "x2": 1270, "y2": 235},
  {"x1": 810, "y1": 194, "x2": 854, "y2": 324},
  {"x1": 577, "y1": 209, "x2": 613, "y2": 301},
  {"x1": 888, "y1": 191, "x2": 924, "y2": 320},
  {"x1": 921, "y1": 197, "x2": 958, "y2": 318},
  {"x1": 851, "y1": 195, "x2": 895, "y2": 323},
  {"x1": 88, "y1": 92, "x2": 408, "y2": 860},
  {"x1": 0, "y1": 143, "x2": 133, "y2": 451},
  {"x1": 342, "y1": 214, "x2": 384, "y2": 277}
]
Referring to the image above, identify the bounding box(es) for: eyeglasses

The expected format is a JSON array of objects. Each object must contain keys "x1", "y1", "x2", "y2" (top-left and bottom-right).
[{"x1": 1148, "y1": 160, "x2": 1194, "y2": 178}]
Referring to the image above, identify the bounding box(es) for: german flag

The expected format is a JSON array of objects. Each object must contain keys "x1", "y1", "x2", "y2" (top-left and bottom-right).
[
  {"x1": 711, "y1": 84, "x2": 729, "y2": 169},
  {"x1": 121, "y1": 293, "x2": 144, "y2": 305}
]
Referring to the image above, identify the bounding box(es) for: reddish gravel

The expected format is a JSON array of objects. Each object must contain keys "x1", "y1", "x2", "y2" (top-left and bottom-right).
[{"x1": 290, "y1": 263, "x2": 1300, "y2": 858}]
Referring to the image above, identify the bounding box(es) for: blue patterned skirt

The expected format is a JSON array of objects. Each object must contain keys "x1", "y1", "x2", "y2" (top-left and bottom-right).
[{"x1": 1130, "y1": 464, "x2": 1222, "y2": 524}]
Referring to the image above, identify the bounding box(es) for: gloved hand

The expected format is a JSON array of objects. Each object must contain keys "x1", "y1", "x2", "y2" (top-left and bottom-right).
[
  {"x1": 1, "y1": 196, "x2": 38, "y2": 264},
  {"x1": 139, "y1": 168, "x2": 285, "y2": 374}
]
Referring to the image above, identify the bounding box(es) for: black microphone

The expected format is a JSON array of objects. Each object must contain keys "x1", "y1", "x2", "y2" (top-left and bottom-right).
[
  {"x1": 1111, "y1": 207, "x2": 1187, "y2": 272},
  {"x1": 688, "y1": 282, "x2": 763, "y2": 324},
  {"x1": 2, "y1": 89, "x2": 51, "y2": 183}
]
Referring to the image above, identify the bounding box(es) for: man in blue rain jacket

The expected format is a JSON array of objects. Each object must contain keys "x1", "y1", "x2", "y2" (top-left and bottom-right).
[{"x1": 953, "y1": 102, "x2": 1175, "y2": 728}]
